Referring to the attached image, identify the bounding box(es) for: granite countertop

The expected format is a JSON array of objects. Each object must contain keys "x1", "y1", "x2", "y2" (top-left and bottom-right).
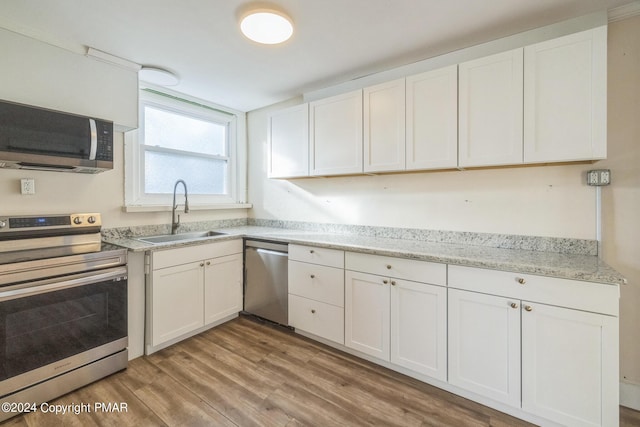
[{"x1": 103, "y1": 225, "x2": 626, "y2": 286}]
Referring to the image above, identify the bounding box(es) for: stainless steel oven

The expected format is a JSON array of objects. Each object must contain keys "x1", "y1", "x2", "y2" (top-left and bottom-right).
[{"x1": 0, "y1": 213, "x2": 127, "y2": 421}]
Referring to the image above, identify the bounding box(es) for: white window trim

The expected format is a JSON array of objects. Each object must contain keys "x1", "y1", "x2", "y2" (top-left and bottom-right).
[{"x1": 124, "y1": 84, "x2": 249, "y2": 211}]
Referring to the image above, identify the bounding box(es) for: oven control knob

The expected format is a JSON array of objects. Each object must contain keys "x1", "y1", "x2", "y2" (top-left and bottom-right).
[
  {"x1": 73, "y1": 217, "x2": 82, "y2": 225},
  {"x1": 88, "y1": 216, "x2": 96, "y2": 224},
  {"x1": 0, "y1": 220, "x2": 5, "y2": 229}
]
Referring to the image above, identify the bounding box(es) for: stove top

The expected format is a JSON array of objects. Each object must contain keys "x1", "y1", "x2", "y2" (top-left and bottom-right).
[{"x1": 0, "y1": 213, "x2": 103, "y2": 264}]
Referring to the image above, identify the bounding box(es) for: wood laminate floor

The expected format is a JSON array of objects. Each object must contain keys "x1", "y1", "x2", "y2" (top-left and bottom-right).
[{"x1": 3, "y1": 316, "x2": 640, "y2": 426}]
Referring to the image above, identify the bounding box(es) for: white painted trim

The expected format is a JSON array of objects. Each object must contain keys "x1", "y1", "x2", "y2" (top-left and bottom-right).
[
  {"x1": 86, "y1": 47, "x2": 141, "y2": 71},
  {"x1": 122, "y1": 203, "x2": 252, "y2": 213},
  {"x1": 621, "y1": 380, "x2": 640, "y2": 411},
  {"x1": 608, "y1": 1, "x2": 640, "y2": 22}
]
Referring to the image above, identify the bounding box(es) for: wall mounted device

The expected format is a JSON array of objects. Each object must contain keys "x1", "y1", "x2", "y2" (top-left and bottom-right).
[
  {"x1": 0, "y1": 99, "x2": 114, "y2": 173},
  {"x1": 587, "y1": 169, "x2": 611, "y2": 186}
]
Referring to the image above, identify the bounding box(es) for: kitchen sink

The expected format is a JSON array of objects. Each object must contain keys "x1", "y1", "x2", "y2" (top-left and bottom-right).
[{"x1": 137, "y1": 230, "x2": 228, "y2": 244}]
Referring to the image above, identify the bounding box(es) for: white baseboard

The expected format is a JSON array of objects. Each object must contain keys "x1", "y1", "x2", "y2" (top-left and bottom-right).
[{"x1": 621, "y1": 380, "x2": 640, "y2": 411}]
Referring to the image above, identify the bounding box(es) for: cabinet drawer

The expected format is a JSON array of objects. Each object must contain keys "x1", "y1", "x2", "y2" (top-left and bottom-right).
[
  {"x1": 289, "y1": 260, "x2": 344, "y2": 307},
  {"x1": 289, "y1": 244, "x2": 344, "y2": 268},
  {"x1": 289, "y1": 294, "x2": 344, "y2": 344},
  {"x1": 345, "y1": 252, "x2": 446, "y2": 285},
  {"x1": 448, "y1": 265, "x2": 619, "y2": 316},
  {"x1": 152, "y1": 239, "x2": 242, "y2": 269}
]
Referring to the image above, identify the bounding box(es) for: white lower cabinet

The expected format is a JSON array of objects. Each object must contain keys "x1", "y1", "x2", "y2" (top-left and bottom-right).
[
  {"x1": 288, "y1": 294, "x2": 344, "y2": 344},
  {"x1": 345, "y1": 252, "x2": 447, "y2": 381},
  {"x1": 288, "y1": 245, "x2": 345, "y2": 344},
  {"x1": 448, "y1": 265, "x2": 619, "y2": 427},
  {"x1": 390, "y1": 278, "x2": 447, "y2": 381},
  {"x1": 448, "y1": 289, "x2": 521, "y2": 407},
  {"x1": 147, "y1": 240, "x2": 243, "y2": 354},
  {"x1": 151, "y1": 261, "x2": 205, "y2": 347},
  {"x1": 204, "y1": 253, "x2": 243, "y2": 324},
  {"x1": 521, "y1": 301, "x2": 619, "y2": 427},
  {"x1": 345, "y1": 270, "x2": 390, "y2": 359},
  {"x1": 287, "y1": 250, "x2": 619, "y2": 427}
]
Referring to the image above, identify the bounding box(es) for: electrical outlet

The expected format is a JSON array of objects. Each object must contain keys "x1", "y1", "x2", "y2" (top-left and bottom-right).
[
  {"x1": 20, "y1": 178, "x2": 35, "y2": 195},
  {"x1": 586, "y1": 169, "x2": 611, "y2": 186}
]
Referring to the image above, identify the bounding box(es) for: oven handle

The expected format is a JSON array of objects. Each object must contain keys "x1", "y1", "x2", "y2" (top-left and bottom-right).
[{"x1": 0, "y1": 266, "x2": 127, "y2": 302}]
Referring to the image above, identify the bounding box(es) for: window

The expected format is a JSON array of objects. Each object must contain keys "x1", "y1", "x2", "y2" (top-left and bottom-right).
[{"x1": 125, "y1": 88, "x2": 247, "y2": 209}]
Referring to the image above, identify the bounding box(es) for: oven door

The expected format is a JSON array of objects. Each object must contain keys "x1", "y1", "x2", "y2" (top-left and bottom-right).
[{"x1": 0, "y1": 267, "x2": 127, "y2": 397}]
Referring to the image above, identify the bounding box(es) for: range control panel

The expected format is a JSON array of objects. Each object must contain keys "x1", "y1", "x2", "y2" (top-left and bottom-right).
[{"x1": 0, "y1": 213, "x2": 101, "y2": 233}]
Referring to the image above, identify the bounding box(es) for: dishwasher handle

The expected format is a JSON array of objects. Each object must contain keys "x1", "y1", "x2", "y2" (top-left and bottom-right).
[
  {"x1": 255, "y1": 248, "x2": 288, "y2": 257},
  {"x1": 244, "y1": 239, "x2": 288, "y2": 253}
]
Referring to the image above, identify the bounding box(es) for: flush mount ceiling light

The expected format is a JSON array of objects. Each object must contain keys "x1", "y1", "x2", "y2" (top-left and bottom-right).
[
  {"x1": 240, "y1": 9, "x2": 293, "y2": 44},
  {"x1": 139, "y1": 67, "x2": 180, "y2": 86}
]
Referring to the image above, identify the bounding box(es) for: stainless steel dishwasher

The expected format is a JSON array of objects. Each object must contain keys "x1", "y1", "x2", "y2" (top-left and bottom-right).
[{"x1": 244, "y1": 239, "x2": 289, "y2": 325}]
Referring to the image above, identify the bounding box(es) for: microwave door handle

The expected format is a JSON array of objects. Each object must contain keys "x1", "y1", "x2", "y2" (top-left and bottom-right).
[{"x1": 89, "y1": 118, "x2": 98, "y2": 160}]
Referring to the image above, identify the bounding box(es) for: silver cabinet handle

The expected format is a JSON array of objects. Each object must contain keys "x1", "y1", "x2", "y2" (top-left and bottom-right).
[
  {"x1": 510, "y1": 302, "x2": 518, "y2": 309},
  {"x1": 310, "y1": 274, "x2": 315, "y2": 279},
  {"x1": 383, "y1": 279, "x2": 388, "y2": 284},
  {"x1": 311, "y1": 309, "x2": 316, "y2": 314},
  {"x1": 524, "y1": 305, "x2": 533, "y2": 312},
  {"x1": 386, "y1": 264, "x2": 392, "y2": 270},
  {"x1": 517, "y1": 277, "x2": 526, "y2": 285}
]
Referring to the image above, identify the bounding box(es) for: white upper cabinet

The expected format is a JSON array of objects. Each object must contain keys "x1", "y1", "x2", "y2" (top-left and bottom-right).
[
  {"x1": 524, "y1": 26, "x2": 607, "y2": 163},
  {"x1": 269, "y1": 26, "x2": 607, "y2": 177},
  {"x1": 406, "y1": 65, "x2": 458, "y2": 170},
  {"x1": 459, "y1": 49, "x2": 524, "y2": 167},
  {"x1": 364, "y1": 79, "x2": 406, "y2": 172},
  {"x1": 268, "y1": 103, "x2": 309, "y2": 178},
  {"x1": 310, "y1": 90, "x2": 363, "y2": 176}
]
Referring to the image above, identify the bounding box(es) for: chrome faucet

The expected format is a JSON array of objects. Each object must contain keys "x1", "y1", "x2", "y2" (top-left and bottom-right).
[{"x1": 171, "y1": 179, "x2": 189, "y2": 234}]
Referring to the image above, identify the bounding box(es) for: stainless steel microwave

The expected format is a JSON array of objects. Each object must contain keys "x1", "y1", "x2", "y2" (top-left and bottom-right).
[{"x1": 0, "y1": 100, "x2": 114, "y2": 173}]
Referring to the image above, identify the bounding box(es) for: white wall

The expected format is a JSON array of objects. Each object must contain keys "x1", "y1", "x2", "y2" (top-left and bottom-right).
[
  {"x1": 601, "y1": 14, "x2": 640, "y2": 406},
  {"x1": 248, "y1": 107, "x2": 597, "y2": 240}
]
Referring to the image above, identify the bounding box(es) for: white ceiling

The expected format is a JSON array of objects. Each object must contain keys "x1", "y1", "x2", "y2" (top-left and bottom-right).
[{"x1": 0, "y1": 0, "x2": 634, "y2": 112}]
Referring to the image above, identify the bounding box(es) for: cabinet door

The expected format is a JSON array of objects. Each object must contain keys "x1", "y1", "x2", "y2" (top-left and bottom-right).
[
  {"x1": 345, "y1": 270, "x2": 390, "y2": 360},
  {"x1": 268, "y1": 103, "x2": 309, "y2": 178},
  {"x1": 459, "y1": 49, "x2": 523, "y2": 167},
  {"x1": 521, "y1": 302, "x2": 618, "y2": 427},
  {"x1": 152, "y1": 261, "x2": 204, "y2": 346},
  {"x1": 524, "y1": 27, "x2": 606, "y2": 163},
  {"x1": 204, "y1": 253, "x2": 243, "y2": 325},
  {"x1": 390, "y1": 279, "x2": 447, "y2": 381},
  {"x1": 448, "y1": 289, "x2": 521, "y2": 406},
  {"x1": 364, "y1": 79, "x2": 406, "y2": 172},
  {"x1": 310, "y1": 90, "x2": 363, "y2": 176},
  {"x1": 406, "y1": 65, "x2": 458, "y2": 170}
]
